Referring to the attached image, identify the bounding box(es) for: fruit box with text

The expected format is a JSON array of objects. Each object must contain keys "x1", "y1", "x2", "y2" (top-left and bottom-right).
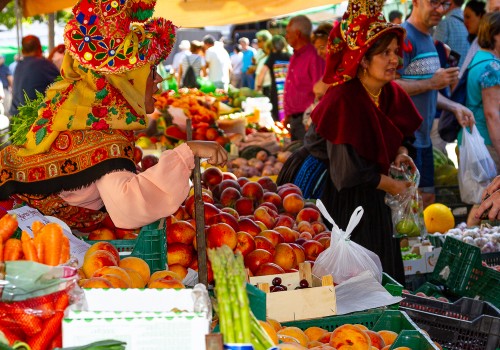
[
  {"x1": 403, "y1": 246, "x2": 442, "y2": 275},
  {"x1": 248, "y1": 262, "x2": 336, "y2": 323},
  {"x1": 62, "y1": 288, "x2": 210, "y2": 350}
]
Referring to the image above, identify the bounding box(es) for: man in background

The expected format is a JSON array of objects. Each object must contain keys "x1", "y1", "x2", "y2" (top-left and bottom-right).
[
  {"x1": 203, "y1": 35, "x2": 231, "y2": 91},
  {"x1": 283, "y1": 15, "x2": 325, "y2": 141},
  {"x1": 172, "y1": 40, "x2": 192, "y2": 81},
  {"x1": 9, "y1": 35, "x2": 59, "y2": 117},
  {"x1": 389, "y1": 10, "x2": 404, "y2": 24},
  {"x1": 239, "y1": 37, "x2": 256, "y2": 88},
  {"x1": 433, "y1": 0, "x2": 470, "y2": 68},
  {"x1": 0, "y1": 55, "x2": 13, "y2": 117},
  {"x1": 9, "y1": 54, "x2": 21, "y2": 77}
]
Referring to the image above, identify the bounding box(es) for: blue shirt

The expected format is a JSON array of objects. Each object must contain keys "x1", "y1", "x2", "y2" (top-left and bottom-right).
[
  {"x1": 241, "y1": 48, "x2": 255, "y2": 74},
  {"x1": 400, "y1": 22, "x2": 440, "y2": 148},
  {"x1": 433, "y1": 8, "x2": 470, "y2": 68},
  {"x1": 458, "y1": 50, "x2": 500, "y2": 146},
  {"x1": 0, "y1": 64, "x2": 11, "y2": 88}
]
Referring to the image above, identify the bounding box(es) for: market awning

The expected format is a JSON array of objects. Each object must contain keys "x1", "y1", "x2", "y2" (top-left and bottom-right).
[{"x1": 18, "y1": 0, "x2": 343, "y2": 27}]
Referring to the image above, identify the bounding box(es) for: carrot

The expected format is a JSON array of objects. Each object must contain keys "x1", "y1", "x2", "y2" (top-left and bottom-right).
[
  {"x1": 39, "y1": 223, "x2": 63, "y2": 266},
  {"x1": 0, "y1": 239, "x2": 3, "y2": 261},
  {"x1": 21, "y1": 231, "x2": 38, "y2": 263},
  {"x1": 0, "y1": 214, "x2": 18, "y2": 243},
  {"x1": 3, "y1": 238, "x2": 22, "y2": 261},
  {"x1": 54, "y1": 293, "x2": 69, "y2": 311},
  {"x1": 27, "y1": 310, "x2": 64, "y2": 350},
  {"x1": 31, "y1": 221, "x2": 45, "y2": 237},
  {"x1": 10, "y1": 308, "x2": 43, "y2": 337},
  {"x1": 59, "y1": 235, "x2": 70, "y2": 265},
  {"x1": 33, "y1": 233, "x2": 44, "y2": 265},
  {"x1": 0, "y1": 324, "x2": 21, "y2": 346}
]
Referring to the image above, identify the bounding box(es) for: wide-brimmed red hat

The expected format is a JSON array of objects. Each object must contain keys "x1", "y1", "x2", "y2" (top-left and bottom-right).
[
  {"x1": 323, "y1": 0, "x2": 405, "y2": 85},
  {"x1": 64, "y1": 0, "x2": 176, "y2": 74}
]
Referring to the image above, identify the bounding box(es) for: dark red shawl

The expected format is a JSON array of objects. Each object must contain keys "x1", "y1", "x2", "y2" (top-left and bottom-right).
[{"x1": 311, "y1": 78, "x2": 423, "y2": 174}]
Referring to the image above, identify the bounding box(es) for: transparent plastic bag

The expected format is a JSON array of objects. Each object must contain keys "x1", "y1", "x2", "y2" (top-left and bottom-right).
[
  {"x1": 312, "y1": 205, "x2": 383, "y2": 284},
  {"x1": 458, "y1": 126, "x2": 497, "y2": 204},
  {"x1": 385, "y1": 165, "x2": 426, "y2": 238}
]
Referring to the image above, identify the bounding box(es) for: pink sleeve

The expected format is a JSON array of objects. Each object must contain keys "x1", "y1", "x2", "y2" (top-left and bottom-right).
[{"x1": 96, "y1": 143, "x2": 195, "y2": 229}]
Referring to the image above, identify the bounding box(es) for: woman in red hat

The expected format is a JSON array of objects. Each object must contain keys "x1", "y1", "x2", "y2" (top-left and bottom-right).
[
  {"x1": 309, "y1": 0, "x2": 423, "y2": 282},
  {"x1": 0, "y1": 0, "x2": 227, "y2": 231}
]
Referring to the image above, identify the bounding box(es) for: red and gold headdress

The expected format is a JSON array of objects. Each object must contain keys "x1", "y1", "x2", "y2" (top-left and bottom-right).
[{"x1": 323, "y1": 0, "x2": 405, "y2": 85}]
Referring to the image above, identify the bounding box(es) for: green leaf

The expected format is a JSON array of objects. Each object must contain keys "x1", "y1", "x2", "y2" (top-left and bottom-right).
[
  {"x1": 89, "y1": 42, "x2": 97, "y2": 52},
  {"x1": 36, "y1": 118, "x2": 48, "y2": 126},
  {"x1": 35, "y1": 128, "x2": 47, "y2": 145},
  {"x1": 116, "y1": 53, "x2": 126, "y2": 60},
  {"x1": 109, "y1": 107, "x2": 118, "y2": 115},
  {"x1": 95, "y1": 52, "x2": 106, "y2": 60},
  {"x1": 72, "y1": 33, "x2": 83, "y2": 40},
  {"x1": 96, "y1": 89, "x2": 108, "y2": 100}
]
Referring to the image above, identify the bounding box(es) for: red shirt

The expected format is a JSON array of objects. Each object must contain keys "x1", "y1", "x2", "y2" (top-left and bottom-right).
[{"x1": 284, "y1": 43, "x2": 325, "y2": 116}]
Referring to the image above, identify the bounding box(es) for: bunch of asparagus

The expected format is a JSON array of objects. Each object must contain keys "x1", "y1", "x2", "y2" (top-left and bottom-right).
[{"x1": 208, "y1": 246, "x2": 275, "y2": 350}]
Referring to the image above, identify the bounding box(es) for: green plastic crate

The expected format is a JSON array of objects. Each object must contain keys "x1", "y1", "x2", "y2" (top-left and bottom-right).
[
  {"x1": 382, "y1": 272, "x2": 403, "y2": 310},
  {"x1": 414, "y1": 282, "x2": 446, "y2": 299},
  {"x1": 85, "y1": 218, "x2": 167, "y2": 273},
  {"x1": 282, "y1": 309, "x2": 439, "y2": 350}
]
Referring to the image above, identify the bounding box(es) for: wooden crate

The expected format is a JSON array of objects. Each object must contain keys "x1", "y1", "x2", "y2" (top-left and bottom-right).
[{"x1": 248, "y1": 262, "x2": 336, "y2": 323}]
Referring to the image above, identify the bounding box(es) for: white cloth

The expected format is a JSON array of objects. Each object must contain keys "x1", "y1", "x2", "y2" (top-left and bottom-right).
[
  {"x1": 230, "y1": 52, "x2": 243, "y2": 76},
  {"x1": 205, "y1": 44, "x2": 231, "y2": 85},
  {"x1": 172, "y1": 50, "x2": 191, "y2": 71}
]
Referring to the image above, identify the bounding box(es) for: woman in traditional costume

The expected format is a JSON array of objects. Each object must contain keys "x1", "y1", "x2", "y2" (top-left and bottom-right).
[
  {"x1": 309, "y1": 0, "x2": 423, "y2": 282},
  {"x1": 0, "y1": 0, "x2": 227, "y2": 231}
]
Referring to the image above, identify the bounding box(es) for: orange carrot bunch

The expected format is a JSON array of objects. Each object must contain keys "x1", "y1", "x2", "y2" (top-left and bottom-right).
[{"x1": 1, "y1": 219, "x2": 70, "y2": 266}]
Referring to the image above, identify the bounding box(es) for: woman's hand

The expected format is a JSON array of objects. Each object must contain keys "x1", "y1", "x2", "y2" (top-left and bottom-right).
[
  {"x1": 482, "y1": 176, "x2": 500, "y2": 201},
  {"x1": 378, "y1": 174, "x2": 412, "y2": 196},
  {"x1": 186, "y1": 141, "x2": 228, "y2": 166},
  {"x1": 393, "y1": 153, "x2": 417, "y2": 173},
  {"x1": 476, "y1": 189, "x2": 500, "y2": 221}
]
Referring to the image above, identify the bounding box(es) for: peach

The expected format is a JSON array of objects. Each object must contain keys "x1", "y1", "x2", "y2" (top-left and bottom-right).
[
  {"x1": 238, "y1": 217, "x2": 261, "y2": 237},
  {"x1": 255, "y1": 262, "x2": 285, "y2": 276},
  {"x1": 254, "y1": 236, "x2": 276, "y2": 255},
  {"x1": 263, "y1": 192, "x2": 283, "y2": 209},
  {"x1": 297, "y1": 221, "x2": 315, "y2": 235},
  {"x1": 273, "y1": 243, "x2": 296, "y2": 271},
  {"x1": 166, "y1": 215, "x2": 177, "y2": 226},
  {"x1": 92, "y1": 266, "x2": 133, "y2": 286},
  {"x1": 329, "y1": 324, "x2": 371, "y2": 349},
  {"x1": 99, "y1": 274, "x2": 131, "y2": 288},
  {"x1": 172, "y1": 206, "x2": 188, "y2": 220},
  {"x1": 221, "y1": 207, "x2": 240, "y2": 219},
  {"x1": 377, "y1": 330, "x2": 397, "y2": 347},
  {"x1": 318, "y1": 237, "x2": 331, "y2": 249},
  {"x1": 167, "y1": 243, "x2": 195, "y2": 267},
  {"x1": 219, "y1": 179, "x2": 241, "y2": 193},
  {"x1": 235, "y1": 231, "x2": 256, "y2": 257},
  {"x1": 259, "y1": 202, "x2": 279, "y2": 213},
  {"x1": 283, "y1": 193, "x2": 305, "y2": 214},
  {"x1": 278, "y1": 185, "x2": 303, "y2": 200},
  {"x1": 84, "y1": 241, "x2": 120, "y2": 264},
  {"x1": 254, "y1": 206, "x2": 278, "y2": 229},
  {"x1": 274, "y1": 226, "x2": 299, "y2": 243},
  {"x1": 222, "y1": 171, "x2": 238, "y2": 181},
  {"x1": 354, "y1": 324, "x2": 368, "y2": 331},
  {"x1": 314, "y1": 232, "x2": 331, "y2": 241},
  {"x1": 149, "y1": 270, "x2": 182, "y2": 283},
  {"x1": 305, "y1": 327, "x2": 328, "y2": 342},
  {"x1": 299, "y1": 232, "x2": 313, "y2": 240},
  {"x1": 318, "y1": 332, "x2": 332, "y2": 343},
  {"x1": 307, "y1": 340, "x2": 323, "y2": 348},
  {"x1": 296, "y1": 208, "x2": 321, "y2": 223},
  {"x1": 87, "y1": 227, "x2": 116, "y2": 240},
  {"x1": 168, "y1": 264, "x2": 188, "y2": 280},
  {"x1": 277, "y1": 327, "x2": 309, "y2": 347},
  {"x1": 184, "y1": 193, "x2": 215, "y2": 218},
  {"x1": 311, "y1": 221, "x2": 328, "y2": 235},
  {"x1": 148, "y1": 277, "x2": 185, "y2": 289},
  {"x1": 237, "y1": 176, "x2": 250, "y2": 187},
  {"x1": 276, "y1": 343, "x2": 307, "y2": 349},
  {"x1": 80, "y1": 277, "x2": 113, "y2": 289},
  {"x1": 275, "y1": 215, "x2": 295, "y2": 229},
  {"x1": 267, "y1": 318, "x2": 282, "y2": 332},
  {"x1": 188, "y1": 258, "x2": 214, "y2": 284},
  {"x1": 235, "y1": 197, "x2": 255, "y2": 216},
  {"x1": 202, "y1": 167, "x2": 223, "y2": 188},
  {"x1": 207, "y1": 212, "x2": 240, "y2": 232},
  {"x1": 259, "y1": 320, "x2": 279, "y2": 345},
  {"x1": 257, "y1": 176, "x2": 278, "y2": 193},
  {"x1": 241, "y1": 181, "x2": 264, "y2": 202},
  {"x1": 220, "y1": 187, "x2": 241, "y2": 208},
  {"x1": 302, "y1": 240, "x2": 325, "y2": 261},
  {"x1": 255, "y1": 220, "x2": 268, "y2": 232},
  {"x1": 166, "y1": 220, "x2": 196, "y2": 245},
  {"x1": 290, "y1": 243, "x2": 306, "y2": 266},
  {"x1": 114, "y1": 227, "x2": 140, "y2": 239},
  {"x1": 82, "y1": 250, "x2": 118, "y2": 278},
  {"x1": 259, "y1": 229, "x2": 284, "y2": 246},
  {"x1": 122, "y1": 267, "x2": 146, "y2": 288},
  {"x1": 364, "y1": 330, "x2": 386, "y2": 349},
  {"x1": 244, "y1": 249, "x2": 273, "y2": 274},
  {"x1": 119, "y1": 256, "x2": 151, "y2": 284},
  {"x1": 206, "y1": 222, "x2": 237, "y2": 250}
]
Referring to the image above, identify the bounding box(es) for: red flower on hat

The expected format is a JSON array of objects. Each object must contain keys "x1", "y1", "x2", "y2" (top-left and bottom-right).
[
  {"x1": 92, "y1": 119, "x2": 110, "y2": 130},
  {"x1": 42, "y1": 109, "x2": 53, "y2": 119},
  {"x1": 92, "y1": 106, "x2": 108, "y2": 119}
]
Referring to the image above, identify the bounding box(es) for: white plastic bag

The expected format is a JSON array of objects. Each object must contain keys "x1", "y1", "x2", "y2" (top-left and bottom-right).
[
  {"x1": 312, "y1": 204, "x2": 383, "y2": 284},
  {"x1": 458, "y1": 126, "x2": 497, "y2": 204}
]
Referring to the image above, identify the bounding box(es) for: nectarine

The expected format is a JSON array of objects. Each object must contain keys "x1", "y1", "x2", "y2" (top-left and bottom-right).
[
  {"x1": 84, "y1": 241, "x2": 120, "y2": 265},
  {"x1": 274, "y1": 243, "x2": 297, "y2": 271},
  {"x1": 329, "y1": 324, "x2": 371, "y2": 349},
  {"x1": 206, "y1": 223, "x2": 237, "y2": 250},
  {"x1": 244, "y1": 249, "x2": 273, "y2": 274},
  {"x1": 82, "y1": 250, "x2": 119, "y2": 278},
  {"x1": 166, "y1": 220, "x2": 196, "y2": 245},
  {"x1": 119, "y1": 256, "x2": 151, "y2": 284}
]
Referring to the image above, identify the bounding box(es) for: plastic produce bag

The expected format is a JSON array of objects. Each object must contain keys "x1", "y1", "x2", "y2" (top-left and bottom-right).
[
  {"x1": 312, "y1": 204, "x2": 383, "y2": 284},
  {"x1": 458, "y1": 126, "x2": 497, "y2": 204},
  {"x1": 385, "y1": 165, "x2": 426, "y2": 238}
]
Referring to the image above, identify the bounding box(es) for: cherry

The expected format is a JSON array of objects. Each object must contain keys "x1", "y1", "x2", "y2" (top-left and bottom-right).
[
  {"x1": 299, "y1": 279, "x2": 309, "y2": 288},
  {"x1": 272, "y1": 277, "x2": 282, "y2": 286}
]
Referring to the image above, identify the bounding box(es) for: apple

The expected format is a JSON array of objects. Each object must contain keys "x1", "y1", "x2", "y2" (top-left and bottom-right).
[
  {"x1": 254, "y1": 236, "x2": 276, "y2": 255},
  {"x1": 241, "y1": 182, "x2": 264, "y2": 202},
  {"x1": 206, "y1": 223, "x2": 237, "y2": 250},
  {"x1": 274, "y1": 226, "x2": 299, "y2": 243},
  {"x1": 237, "y1": 217, "x2": 261, "y2": 237},
  {"x1": 206, "y1": 212, "x2": 239, "y2": 232},
  {"x1": 244, "y1": 249, "x2": 274, "y2": 274},
  {"x1": 141, "y1": 154, "x2": 159, "y2": 171},
  {"x1": 258, "y1": 229, "x2": 284, "y2": 246},
  {"x1": 283, "y1": 193, "x2": 305, "y2": 214},
  {"x1": 202, "y1": 167, "x2": 223, "y2": 188},
  {"x1": 234, "y1": 231, "x2": 256, "y2": 257},
  {"x1": 262, "y1": 192, "x2": 282, "y2": 209},
  {"x1": 257, "y1": 176, "x2": 278, "y2": 193},
  {"x1": 235, "y1": 197, "x2": 254, "y2": 216},
  {"x1": 219, "y1": 187, "x2": 241, "y2": 208},
  {"x1": 255, "y1": 262, "x2": 285, "y2": 276},
  {"x1": 254, "y1": 206, "x2": 278, "y2": 229},
  {"x1": 273, "y1": 243, "x2": 296, "y2": 270},
  {"x1": 167, "y1": 243, "x2": 195, "y2": 267},
  {"x1": 296, "y1": 207, "x2": 321, "y2": 223},
  {"x1": 166, "y1": 220, "x2": 196, "y2": 245},
  {"x1": 302, "y1": 240, "x2": 325, "y2": 261}
]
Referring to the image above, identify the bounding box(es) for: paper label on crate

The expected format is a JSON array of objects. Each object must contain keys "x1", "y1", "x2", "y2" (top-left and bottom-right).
[{"x1": 8, "y1": 206, "x2": 91, "y2": 267}]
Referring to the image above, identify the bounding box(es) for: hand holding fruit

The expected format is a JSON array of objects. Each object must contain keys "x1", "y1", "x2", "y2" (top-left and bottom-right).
[
  {"x1": 186, "y1": 141, "x2": 228, "y2": 166},
  {"x1": 393, "y1": 153, "x2": 417, "y2": 174}
]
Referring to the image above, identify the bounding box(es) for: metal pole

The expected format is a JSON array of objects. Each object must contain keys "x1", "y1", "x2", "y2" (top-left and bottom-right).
[
  {"x1": 14, "y1": 0, "x2": 22, "y2": 54},
  {"x1": 48, "y1": 13, "x2": 55, "y2": 53}
]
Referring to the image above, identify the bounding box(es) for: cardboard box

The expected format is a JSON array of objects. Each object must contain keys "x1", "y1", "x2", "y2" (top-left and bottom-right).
[
  {"x1": 403, "y1": 247, "x2": 442, "y2": 275},
  {"x1": 63, "y1": 288, "x2": 210, "y2": 349},
  {"x1": 425, "y1": 247, "x2": 442, "y2": 273}
]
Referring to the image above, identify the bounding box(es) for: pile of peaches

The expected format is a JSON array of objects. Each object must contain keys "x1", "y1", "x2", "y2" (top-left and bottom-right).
[{"x1": 166, "y1": 166, "x2": 331, "y2": 283}]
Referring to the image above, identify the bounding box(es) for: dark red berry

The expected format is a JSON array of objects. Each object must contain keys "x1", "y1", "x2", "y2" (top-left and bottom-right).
[
  {"x1": 272, "y1": 277, "x2": 282, "y2": 286},
  {"x1": 299, "y1": 279, "x2": 309, "y2": 288}
]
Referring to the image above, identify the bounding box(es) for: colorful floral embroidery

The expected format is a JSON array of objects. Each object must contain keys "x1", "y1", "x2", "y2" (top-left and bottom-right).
[
  {"x1": 61, "y1": 159, "x2": 78, "y2": 174},
  {"x1": 91, "y1": 149, "x2": 108, "y2": 164},
  {"x1": 28, "y1": 167, "x2": 46, "y2": 181},
  {"x1": 72, "y1": 25, "x2": 103, "y2": 52}
]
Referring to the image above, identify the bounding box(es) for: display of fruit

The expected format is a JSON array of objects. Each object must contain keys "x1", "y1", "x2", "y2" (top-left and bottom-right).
[
  {"x1": 436, "y1": 222, "x2": 500, "y2": 253},
  {"x1": 227, "y1": 150, "x2": 291, "y2": 178},
  {"x1": 433, "y1": 147, "x2": 458, "y2": 186}
]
